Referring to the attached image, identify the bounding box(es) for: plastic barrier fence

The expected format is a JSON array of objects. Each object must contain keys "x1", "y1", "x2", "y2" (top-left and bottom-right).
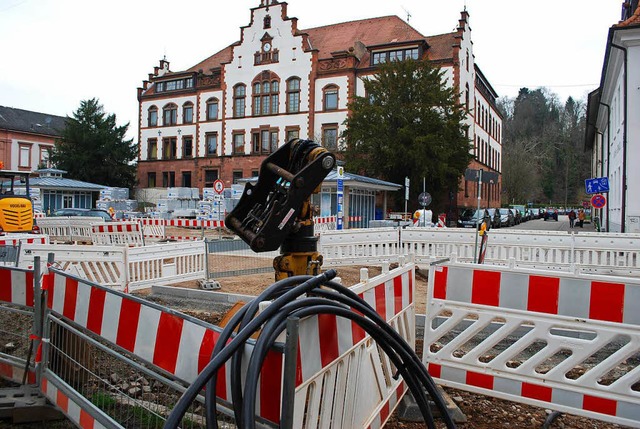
[
  {"x1": 423, "y1": 262, "x2": 640, "y2": 427},
  {"x1": 36, "y1": 217, "x2": 106, "y2": 243},
  {"x1": 91, "y1": 222, "x2": 145, "y2": 247},
  {"x1": 319, "y1": 227, "x2": 640, "y2": 275},
  {"x1": 293, "y1": 260, "x2": 414, "y2": 428},
  {"x1": 18, "y1": 241, "x2": 206, "y2": 292},
  {"x1": 41, "y1": 262, "x2": 414, "y2": 428}
]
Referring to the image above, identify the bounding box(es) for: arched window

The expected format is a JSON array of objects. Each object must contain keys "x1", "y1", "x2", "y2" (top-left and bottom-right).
[
  {"x1": 148, "y1": 106, "x2": 158, "y2": 127},
  {"x1": 233, "y1": 84, "x2": 246, "y2": 118},
  {"x1": 286, "y1": 77, "x2": 301, "y2": 113},
  {"x1": 163, "y1": 103, "x2": 177, "y2": 126},
  {"x1": 264, "y1": 15, "x2": 271, "y2": 29},
  {"x1": 323, "y1": 85, "x2": 339, "y2": 111},
  {"x1": 206, "y1": 98, "x2": 219, "y2": 121},
  {"x1": 252, "y1": 72, "x2": 280, "y2": 116},
  {"x1": 182, "y1": 102, "x2": 193, "y2": 124}
]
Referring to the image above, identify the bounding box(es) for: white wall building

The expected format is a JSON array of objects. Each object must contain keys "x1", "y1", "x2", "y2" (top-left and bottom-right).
[{"x1": 585, "y1": 1, "x2": 640, "y2": 232}]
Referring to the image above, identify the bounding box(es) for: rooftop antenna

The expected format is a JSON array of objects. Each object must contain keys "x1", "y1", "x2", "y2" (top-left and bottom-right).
[{"x1": 401, "y1": 5, "x2": 412, "y2": 23}]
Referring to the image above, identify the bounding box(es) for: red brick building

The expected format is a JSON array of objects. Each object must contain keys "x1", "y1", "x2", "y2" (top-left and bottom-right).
[{"x1": 136, "y1": 1, "x2": 502, "y2": 215}]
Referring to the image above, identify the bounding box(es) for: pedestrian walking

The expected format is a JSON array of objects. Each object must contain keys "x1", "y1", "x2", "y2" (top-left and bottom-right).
[
  {"x1": 568, "y1": 209, "x2": 576, "y2": 228},
  {"x1": 578, "y1": 209, "x2": 585, "y2": 228}
]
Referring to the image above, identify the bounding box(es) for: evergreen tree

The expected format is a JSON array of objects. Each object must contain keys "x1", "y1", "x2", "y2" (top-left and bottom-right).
[
  {"x1": 50, "y1": 98, "x2": 137, "y2": 190},
  {"x1": 343, "y1": 59, "x2": 471, "y2": 213}
]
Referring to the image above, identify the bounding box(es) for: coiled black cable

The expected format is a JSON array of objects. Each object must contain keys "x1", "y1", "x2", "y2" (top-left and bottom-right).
[{"x1": 166, "y1": 270, "x2": 456, "y2": 429}]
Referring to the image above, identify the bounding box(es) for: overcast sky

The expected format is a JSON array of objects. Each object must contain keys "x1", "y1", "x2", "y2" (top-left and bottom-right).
[{"x1": 0, "y1": 0, "x2": 622, "y2": 140}]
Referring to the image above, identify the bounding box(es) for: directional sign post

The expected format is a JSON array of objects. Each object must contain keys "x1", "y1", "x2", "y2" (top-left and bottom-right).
[
  {"x1": 585, "y1": 177, "x2": 609, "y2": 195},
  {"x1": 337, "y1": 166, "x2": 344, "y2": 230}
]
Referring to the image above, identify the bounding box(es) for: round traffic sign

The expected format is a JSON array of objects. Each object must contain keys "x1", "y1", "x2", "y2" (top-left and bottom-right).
[
  {"x1": 590, "y1": 194, "x2": 606, "y2": 209},
  {"x1": 213, "y1": 179, "x2": 224, "y2": 194},
  {"x1": 418, "y1": 192, "x2": 432, "y2": 207}
]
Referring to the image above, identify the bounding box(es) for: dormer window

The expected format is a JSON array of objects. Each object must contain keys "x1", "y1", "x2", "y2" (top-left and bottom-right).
[
  {"x1": 156, "y1": 77, "x2": 194, "y2": 93},
  {"x1": 264, "y1": 15, "x2": 271, "y2": 29},
  {"x1": 371, "y1": 47, "x2": 420, "y2": 66}
]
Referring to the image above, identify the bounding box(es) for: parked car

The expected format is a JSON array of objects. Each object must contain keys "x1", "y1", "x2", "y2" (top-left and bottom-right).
[
  {"x1": 510, "y1": 205, "x2": 527, "y2": 223},
  {"x1": 487, "y1": 208, "x2": 501, "y2": 229},
  {"x1": 543, "y1": 208, "x2": 559, "y2": 221},
  {"x1": 52, "y1": 208, "x2": 113, "y2": 221},
  {"x1": 457, "y1": 208, "x2": 491, "y2": 229},
  {"x1": 530, "y1": 208, "x2": 543, "y2": 219},
  {"x1": 498, "y1": 208, "x2": 515, "y2": 227}
]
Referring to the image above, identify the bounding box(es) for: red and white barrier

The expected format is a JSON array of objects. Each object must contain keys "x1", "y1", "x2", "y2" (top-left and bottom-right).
[
  {"x1": 41, "y1": 377, "x2": 111, "y2": 429},
  {"x1": 45, "y1": 269, "x2": 281, "y2": 423},
  {"x1": 43, "y1": 258, "x2": 415, "y2": 428},
  {"x1": 91, "y1": 221, "x2": 145, "y2": 246},
  {"x1": 0, "y1": 362, "x2": 35, "y2": 384},
  {"x1": 0, "y1": 267, "x2": 35, "y2": 307},
  {"x1": 423, "y1": 263, "x2": 640, "y2": 427},
  {"x1": 0, "y1": 234, "x2": 49, "y2": 246},
  {"x1": 293, "y1": 261, "x2": 414, "y2": 428}
]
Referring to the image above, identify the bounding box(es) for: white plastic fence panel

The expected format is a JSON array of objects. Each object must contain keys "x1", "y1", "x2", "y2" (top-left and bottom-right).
[
  {"x1": 423, "y1": 262, "x2": 640, "y2": 428},
  {"x1": 37, "y1": 217, "x2": 105, "y2": 243},
  {"x1": 293, "y1": 261, "x2": 414, "y2": 428},
  {"x1": 19, "y1": 243, "x2": 127, "y2": 290},
  {"x1": 126, "y1": 241, "x2": 206, "y2": 291},
  {"x1": 90, "y1": 222, "x2": 145, "y2": 247},
  {"x1": 319, "y1": 228, "x2": 400, "y2": 267},
  {"x1": 138, "y1": 218, "x2": 165, "y2": 239}
]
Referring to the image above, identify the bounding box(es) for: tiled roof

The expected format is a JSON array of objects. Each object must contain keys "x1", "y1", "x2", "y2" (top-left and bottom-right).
[
  {"x1": 187, "y1": 45, "x2": 235, "y2": 73},
  {"x1": 184, "y1": 15, "x2": 456, "y2": 74},
  {"x1": 0, "y1": 105, "x2": 66, "y2": 136},
  {"x1": 302, "y1": 15, "x2": 426, "y2": 59},
  {"x1": 616, "y1": 4, "x2": 640, "y2": 27},
  {"x1": 425, "y1": 32, "x2": 457, "y2": 62}
]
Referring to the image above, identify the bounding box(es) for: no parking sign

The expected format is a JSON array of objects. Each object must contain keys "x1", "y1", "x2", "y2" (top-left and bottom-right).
[{"x1": 590, "y1": 194, "x2": 606, "y2": 209}]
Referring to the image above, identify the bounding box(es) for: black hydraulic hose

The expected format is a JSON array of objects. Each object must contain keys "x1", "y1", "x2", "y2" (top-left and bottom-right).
[
  {"x1": 165, "y1": 271, "x2": 337, "y2": 428},
  {"x1": 205, "y1": 276, "x2": 304, "y2": 429},
  {"x1": 229, "y1": 275, "x2": 318, "y2": 424},
  {"x1": 254, "y1": 285, "x2": 453, "y2": 428},
  {"x1": 241, "y1": 300, "x2": 447, "y2": 429},
  {"x1": 168, "y1": 269, "x2": 455, "y2": 429}
]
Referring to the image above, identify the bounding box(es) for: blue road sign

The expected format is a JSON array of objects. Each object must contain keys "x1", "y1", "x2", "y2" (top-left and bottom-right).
[{"x1": 585, "y1": 177, "x2": 609, "y2": 194}]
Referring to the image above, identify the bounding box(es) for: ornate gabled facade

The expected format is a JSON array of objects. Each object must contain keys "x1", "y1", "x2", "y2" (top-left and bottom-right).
[
  {"x1": 585, "y1": 1, "x2": 640, "y2": 233},
  {"x1": 137, "y1": 1, "x2": 502, "y2": 215}
]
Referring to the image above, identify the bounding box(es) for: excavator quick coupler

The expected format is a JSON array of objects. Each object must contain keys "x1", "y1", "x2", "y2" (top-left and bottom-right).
[{"x1": 225, "y1": 138, "x2": 336, "y2": 253}]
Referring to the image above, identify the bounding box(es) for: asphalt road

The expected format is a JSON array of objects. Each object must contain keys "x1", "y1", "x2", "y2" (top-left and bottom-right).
[{"x1": 507, "y1": 215, "x2": 596, "y2": 232}]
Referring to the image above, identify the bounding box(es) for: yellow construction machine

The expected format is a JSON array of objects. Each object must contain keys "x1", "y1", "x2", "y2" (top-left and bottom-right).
[{"x1": 0, "y1": 168, "x2": 37, "y2": 234}]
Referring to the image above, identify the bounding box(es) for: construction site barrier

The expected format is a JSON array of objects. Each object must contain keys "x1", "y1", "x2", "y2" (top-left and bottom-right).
[
  {"x1": 423, "y1": 262, "x2": 640, "y2": 427},
  {"x1": 293, "y1": 259, "x2": 414, "y2": 428},
  {"x1": 0, "y1": 265, "x2": 38, "y2": 386},
  {"x1": 91, "y1": 222, "x2": 145, "y2": 247},
  {"x1": 18, "y1": 241, "x2": 206, "y2": 292},
  {"x1": 36, "y1": 217, "x2": 106, "y2": 243},
  {"x1": 1, "y1": 257, "x2": 415, "y2": 428},
  {"x1": 319, "y1": 228, "x2": 640, "y2": 276}
]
